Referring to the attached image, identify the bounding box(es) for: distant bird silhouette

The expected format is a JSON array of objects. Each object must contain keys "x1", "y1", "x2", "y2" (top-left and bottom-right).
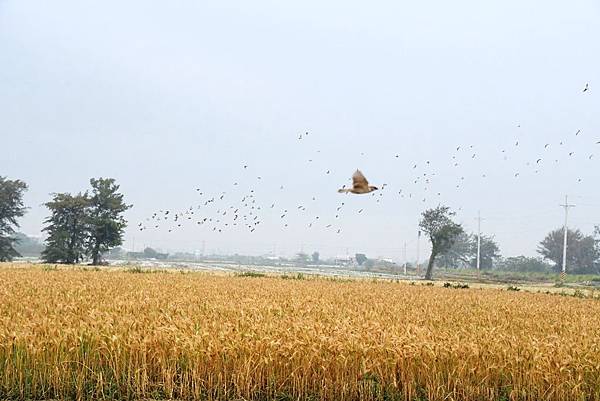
[
  {"x1": 575, "y1": 129, "x2": 581, "y2": 136},
  {"x1": 583, "y1": 83, "x2": 589, "y2": 92},
  {"x1": 338, "y1": 170, "x2": 378, "y2": 194}
]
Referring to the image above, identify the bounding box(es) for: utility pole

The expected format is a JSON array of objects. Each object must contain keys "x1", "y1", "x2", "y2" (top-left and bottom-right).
[
  {"x1": 560, "y1": 195, "x2": 576, "y2": 283},
  {"x1": 416, "y1": 230, "x2": 421, "y2": 277},
  {"x1": 403, "y1": 241, "x2": 407, "y2": 275}
]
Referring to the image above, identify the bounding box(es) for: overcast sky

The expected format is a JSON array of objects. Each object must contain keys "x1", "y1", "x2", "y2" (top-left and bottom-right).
[{"x1": 1, "y1": 0, "x2": 599, "y2": 260}]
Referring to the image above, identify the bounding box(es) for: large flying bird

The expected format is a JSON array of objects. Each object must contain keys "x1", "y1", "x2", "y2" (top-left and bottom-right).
[{"x1": 338, "y1": 170, "x2": 379, "y2": 194}]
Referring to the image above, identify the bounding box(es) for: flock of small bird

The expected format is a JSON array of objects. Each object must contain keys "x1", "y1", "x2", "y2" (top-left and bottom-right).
[{"x1": 139, "y1": 84, "x2": 594, "y2": 235}]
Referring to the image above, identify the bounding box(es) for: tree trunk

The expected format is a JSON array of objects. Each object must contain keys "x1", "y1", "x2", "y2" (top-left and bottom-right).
[
  {"x1": 92, "y1": 243, "x2": 100, "y2": 265},
  {"x1": 424, "y1": 250, "x2": 437, "y2": 280}
]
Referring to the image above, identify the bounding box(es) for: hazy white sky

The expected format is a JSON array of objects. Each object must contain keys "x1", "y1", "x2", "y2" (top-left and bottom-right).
[{"x1": 1, "y1": 0, "x2": 599, "y2": 260}]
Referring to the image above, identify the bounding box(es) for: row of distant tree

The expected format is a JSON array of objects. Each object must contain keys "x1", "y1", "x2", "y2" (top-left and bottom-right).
[
  {"x1": 434, "y1": 227, "x2": 600, "y2": 275},
  {"x1": 0, "y1": 176, "x2": 129, "y2": 265},
  {"x1": 1, "y1": 175, "x2": 599, "y2": 277},
  {"x1": 418, "y1": 206, "x2": 600, "y2": 278}
]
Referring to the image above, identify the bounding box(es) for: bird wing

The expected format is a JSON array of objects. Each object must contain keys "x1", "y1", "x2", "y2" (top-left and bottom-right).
[{"x1": 352, "y1": 170, "x2": 369, "y2": 190}]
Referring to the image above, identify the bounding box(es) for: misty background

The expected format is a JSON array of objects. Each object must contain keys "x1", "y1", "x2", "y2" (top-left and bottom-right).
[{"x1": 1, "y1": 0, "x2": 599, "y2": 260}]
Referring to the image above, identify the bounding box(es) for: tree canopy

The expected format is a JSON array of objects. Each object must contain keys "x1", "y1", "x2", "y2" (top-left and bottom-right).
[
  {"x1": 87, "y1": 178, "x2": 131, "y2": 265},
  {"x1": 538, "y1": 228, "x2": 599, "y2": 274},
  {"x1": 437, "y1": 232, "x2": 501, "y2": 269},
  {"x1": 497, "y1": 256, "x2": 552, "y2": 273},
  {"x1": 0, "y1": 176, "x2": 28, "y2": 262},
  {"x1": 41, "y1": 192, "x2": 90, "y2": 264},
  {"x1": 355, "y1": 253, "x2": 368, "y2": 266},
  {"x1": 41, "y1": 178, "x2": 131, "y2": 265},
  {"x1": 419, "y1": 205, "x2": 463, "y2": 280}
]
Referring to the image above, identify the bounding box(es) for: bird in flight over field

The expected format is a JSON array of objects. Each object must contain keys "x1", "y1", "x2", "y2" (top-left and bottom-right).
[
  {"x1": 338, "y1": 170, "x2": 378, "y2": 194},
  {"x1": 583, "y1": 83, "x2": 589, "y2": 92}
]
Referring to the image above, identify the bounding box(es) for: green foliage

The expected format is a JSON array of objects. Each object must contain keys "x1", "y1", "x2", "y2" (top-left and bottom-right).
[
  {"x1": 295, "y1": 252, "x2": 309, "y2": 264},
  {"x1": 0, "y1": 176, "x2": 28, "y2": 261},
  {"x1": 355, "y1": 253, "x2": 368, "y2": 266},
  {"x1": 143, "y1": 247, "x2": 168, "y2": 260},
  {"x1": 40, "y1": 178, "x2": 130, "y2": 265},
  {"x1": 437, "y1": 232, "x2": 501, "y2": 269},
  {"x1": 506, "y1": 285, "x2": 521, "y2": 291},
  {"x1": 12, "y1": 233, "x2": 44, "y2": 257},
  {"x1": 419, "y1": 205, "x2": 463, "y2": 280},
  {"x1": 87, "y1": 178, "x2": 131, "y2": 265},
  {"x1": 364, "y1": 259, "x2": 375, "y2": 269},
  {"x1": 497, "y1": 256, "x2": 552, "y2": 273},
  {"x1": 538, "y1": 228, "x2": 600, "y2": 274},
  {"x1": 311, "y1": 251, "x2": 320, "y2": 264},
  {"x1": 41, "y1": 192, "x2": 90, "y2": 264},
  {"x1": 235, "y1": 271, "x2": 266, "y2": 277},
  {"x1": 443, "y1": 282, "x2": 469, "y2": 289},
  {"x1": 282, "y1": 272, "x2": 306, "y2": 280}
]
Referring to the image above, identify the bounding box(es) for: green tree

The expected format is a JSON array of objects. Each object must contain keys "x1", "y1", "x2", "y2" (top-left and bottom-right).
[
  {"x1": 538, "y1": 228, "x2": 599, "y2": 274},
  {"x1": 0, "y1": 177, "x2": 28, "y2": 262},
  {"x1": 41, "y1": 193, "x2": 90, "y2": 264},
  {"x1": 311, "y1": 251, "x2": 320, "y2": 264},
  {"x1": 13, "y1": 233, "x2": 45, "y2": 257},
  {"x1": 438, "y1": 233, "x2": 501, "y2": 270},
  {"x1": 497, "y1": 256, "x2": 551, "y2": 273},
  {"x1": 355, "y1": 253, "x2": 368, "y2": 266},
  {"x1": 419, "y1": 205, "x2": 463, "y2": 280},
  {"x1": 436, "y1": 231, "x2": 472, "y2": 268},
  {"x1": 295, "y1": 252, "x2": 309, "y2": 264},
  {"x1": 471, "y1": 234, "x2": 501, "y2": 269},
  {"x1": 364, "y1": 259, "x2": 375, "y2": 270},
  {"x1": 87, "y1": 178, "x2": 131, "y2": 265},
  {"x1": 143, "y1": 247, "x2": 160, "y2": 259}
]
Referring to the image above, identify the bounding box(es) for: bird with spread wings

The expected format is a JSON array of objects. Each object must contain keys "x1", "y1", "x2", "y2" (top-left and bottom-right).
[{"x1": 338, "y1": 170, "x2": 379, "y2": 194}]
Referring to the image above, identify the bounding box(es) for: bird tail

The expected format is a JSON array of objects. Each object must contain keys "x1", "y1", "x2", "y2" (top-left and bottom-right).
[{"x1": 338, "y1": 188, "x2": 351, "y2": 193}]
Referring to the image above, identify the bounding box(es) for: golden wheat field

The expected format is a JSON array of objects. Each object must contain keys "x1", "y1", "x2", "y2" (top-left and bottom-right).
[{"x1": 1, "y1": 265, "x2": 600, "y2": 401}]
